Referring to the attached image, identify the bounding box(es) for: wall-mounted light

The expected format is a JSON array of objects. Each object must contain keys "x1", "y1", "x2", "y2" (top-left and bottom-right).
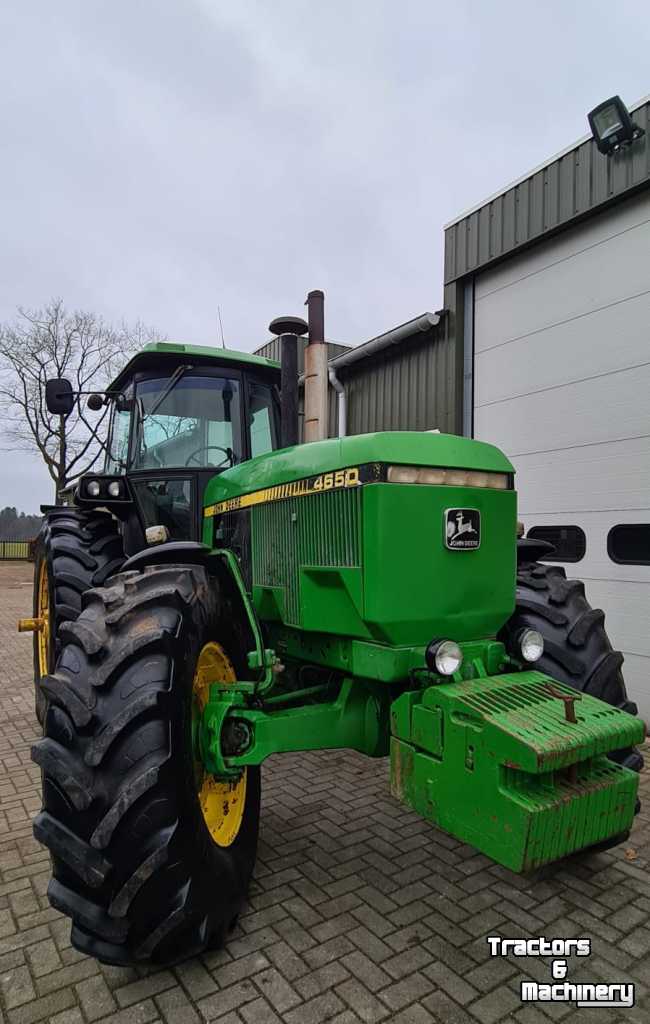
[{"x1": 587, "y1": 95, "x2": 645, "y2": 155}]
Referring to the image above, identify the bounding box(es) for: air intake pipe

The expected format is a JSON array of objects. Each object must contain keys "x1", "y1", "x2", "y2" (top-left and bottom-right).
[{"x1": 268, "y1": 315, "x2": 306, "y2": 449}]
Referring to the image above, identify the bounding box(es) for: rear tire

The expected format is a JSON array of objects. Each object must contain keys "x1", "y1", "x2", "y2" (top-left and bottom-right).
[
  {"x1": 33, "y1": 508, "x2": 125, "y2": 725},
  {"x1": 502, "y1": 560, "x2": 643, "y2": 828},
  {"x1": 32, "y1": 564, "x2": 260, "y2": 966}
]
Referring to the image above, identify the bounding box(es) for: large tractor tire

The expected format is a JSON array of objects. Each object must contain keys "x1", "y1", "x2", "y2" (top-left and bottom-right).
[
  {"x1": 31, "y1": 564, "x2": 260, "y2": 966},
  {"x1": 32, "y1": 508, "x2": 125, "y2": 725},
  {"x1": 502, "y1": 560, "x2": 643, "y2": 813}
]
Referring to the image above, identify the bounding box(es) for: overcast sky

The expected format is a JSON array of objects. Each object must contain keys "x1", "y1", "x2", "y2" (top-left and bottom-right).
[{"x1": 1, "y1": 0, "x2": 649, "y2": 512}]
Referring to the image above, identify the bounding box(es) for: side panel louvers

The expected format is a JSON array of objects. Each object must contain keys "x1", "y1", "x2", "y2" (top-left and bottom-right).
[{"x1": 252, "y1": 488, "x2": 362, "y2": 626}]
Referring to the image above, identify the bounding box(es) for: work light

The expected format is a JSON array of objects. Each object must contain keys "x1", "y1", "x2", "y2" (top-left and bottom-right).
[
  {"x1": 426, "y1": 639, "x2": 463, "y2": 676},
  {"x1": 587, "y1": 96, "x2": 644, "y2": 155},
  {"x1": 87, "y1": 480, "x2": 101, "y2": 497},
  {"x1": 107, "y1": 481, "x2": 122, "y2": 498},
  {"x1": 387, "y1": 466, "x2": 509, "y2": 489},
  {"x1": 519, "y1": 629, "x2": 544, "y2": 663}
]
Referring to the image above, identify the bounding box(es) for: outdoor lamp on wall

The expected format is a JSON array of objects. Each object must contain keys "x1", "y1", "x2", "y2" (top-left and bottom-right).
[{"x1": 587, "y1": 95, "x2": 645, "y2": 155}]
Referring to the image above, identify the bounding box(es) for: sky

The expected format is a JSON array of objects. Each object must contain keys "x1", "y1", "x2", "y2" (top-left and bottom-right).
[{"x1": 1, "y1": 0, "x2": 649, "y2": 512}]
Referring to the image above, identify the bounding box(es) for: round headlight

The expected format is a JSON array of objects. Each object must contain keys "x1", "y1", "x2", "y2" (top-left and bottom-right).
[
  {"x1": 87, "y1": 480, "x2": 101, "y2": 498},
  {"x1": 519, "y1": 628, "x2": 544, "y2": 663},
  {"x1": 107, "y1": 480, "x2": 122, "y2": 498},
  {"x1": 426, "y1": 639, "x2": 463, "y2": 676}
]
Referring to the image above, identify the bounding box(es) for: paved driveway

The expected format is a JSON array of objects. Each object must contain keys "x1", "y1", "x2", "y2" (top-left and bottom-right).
[{"x1": 1, "y1": 560, "x2": 649, "y2": 1024}]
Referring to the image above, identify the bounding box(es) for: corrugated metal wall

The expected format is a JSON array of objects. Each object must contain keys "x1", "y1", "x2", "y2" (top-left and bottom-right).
[
  {"x1": 328, "y1": 318, "x2": 456, "y2": 437},
  {"x1": 445, "y1": 99, "x2": 650, "y2": 284},
  {"x1": 256, "y1": 324, "x2": 458, "y2": 438}
]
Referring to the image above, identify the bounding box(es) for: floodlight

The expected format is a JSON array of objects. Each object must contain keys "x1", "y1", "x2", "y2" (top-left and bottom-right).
[{"x1": 588, "y1": 96, "x2": 644, "y2": 155}]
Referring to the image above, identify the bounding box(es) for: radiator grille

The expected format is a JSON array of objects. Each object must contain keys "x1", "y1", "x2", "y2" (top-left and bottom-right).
[{"x1": 252, "y1": 487, "x2": 362, "y2": 625}]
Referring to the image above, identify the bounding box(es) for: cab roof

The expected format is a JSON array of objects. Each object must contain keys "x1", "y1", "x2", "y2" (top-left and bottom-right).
[{"x1": 110, "y1": 341, "x2": 280, "y2": 391}]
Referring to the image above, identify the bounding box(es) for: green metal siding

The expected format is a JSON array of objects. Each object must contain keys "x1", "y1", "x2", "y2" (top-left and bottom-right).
[
  {"x1": 444, "y1": 99, "x2": 650, "y2": 284},
  {"x1": 255, "y1": 320, "x2": 459, "y2": 440},
  {"x1": 334, "y1": 320, "x2": 456, "y2": 437}
]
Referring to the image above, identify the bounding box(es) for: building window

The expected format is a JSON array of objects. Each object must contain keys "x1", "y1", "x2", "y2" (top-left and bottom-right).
[
  {"x1": 527, "y1": 525, "x2": 586, "y2": 562},
  {"x1": 607, "y1": 524, "x2": 650, "y2": 566}
]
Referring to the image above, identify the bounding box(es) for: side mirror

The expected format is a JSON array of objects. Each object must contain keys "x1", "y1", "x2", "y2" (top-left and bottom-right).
[
  {"x1": 45, "y1": 378, "x2": 75, "y2": 417},
  {"x1": 87, "y1": 393, "x2": 104, "y2": 411}
]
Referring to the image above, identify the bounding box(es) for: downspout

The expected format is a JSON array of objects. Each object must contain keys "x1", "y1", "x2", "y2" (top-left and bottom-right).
[{"x1": 328, "y1": 367, "x2": 346, "y2": 437}]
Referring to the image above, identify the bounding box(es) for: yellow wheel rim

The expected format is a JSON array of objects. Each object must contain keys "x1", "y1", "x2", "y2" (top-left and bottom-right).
[
  {"x1": 192, "y1": 642, "x2": 247, "y2": 848},
  {"x1": 36, "y1": 560, "x2": 50, "y2": 678}
]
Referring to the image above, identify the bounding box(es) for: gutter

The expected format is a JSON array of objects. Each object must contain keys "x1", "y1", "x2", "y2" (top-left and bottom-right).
[
  {"x1": 297, "y1": 311, "x2": 443, "y2": 437},
  {"x1": 327, "y1": 311, "x2": 442, "y2": 437},
  {"x1": 297, "y1": 311, "x2": 441, "y2": 384},
  {"x1": 328, "y1": 312, "x2": 440, "y2": 372}
]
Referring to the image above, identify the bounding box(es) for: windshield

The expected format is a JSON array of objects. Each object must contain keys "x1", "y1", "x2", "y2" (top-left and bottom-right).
[{"x1": 132, "y1": 375, "x2": 242, "y2": 469}]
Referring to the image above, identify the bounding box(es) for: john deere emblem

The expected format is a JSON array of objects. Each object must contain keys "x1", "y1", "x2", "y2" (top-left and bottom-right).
[{"x1": 445, "y1": 508, "x2": 480, "y2": 550}]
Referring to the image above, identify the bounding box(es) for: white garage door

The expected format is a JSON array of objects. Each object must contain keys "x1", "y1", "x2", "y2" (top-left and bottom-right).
[{"x1": 473, "y1": 189, "x2": 650, "y2": 724}]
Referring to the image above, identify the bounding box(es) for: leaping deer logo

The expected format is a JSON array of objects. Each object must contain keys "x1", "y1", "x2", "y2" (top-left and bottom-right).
[{"x1": 447, "y1": 511, "x2": 477, "y2": 543}]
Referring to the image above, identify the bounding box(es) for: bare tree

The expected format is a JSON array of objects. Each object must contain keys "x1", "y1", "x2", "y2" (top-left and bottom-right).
[{"x1": 0, "y1": 300, "x2": 164, "y2": 502}]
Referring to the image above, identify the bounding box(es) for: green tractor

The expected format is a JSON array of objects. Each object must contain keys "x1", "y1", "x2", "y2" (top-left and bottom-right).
[{"x1": 27, "y1": 298, "x2": 644, "y2": 967}]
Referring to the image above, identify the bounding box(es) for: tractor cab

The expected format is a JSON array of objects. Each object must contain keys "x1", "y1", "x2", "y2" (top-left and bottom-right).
[{"x1": 77, "y1": 342, "x2": 281, "y2": 553}]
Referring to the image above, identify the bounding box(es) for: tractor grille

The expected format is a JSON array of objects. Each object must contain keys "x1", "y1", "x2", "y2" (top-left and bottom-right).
[{"x1": 252, "y1": 487, "x2": 362, "y2": 625}]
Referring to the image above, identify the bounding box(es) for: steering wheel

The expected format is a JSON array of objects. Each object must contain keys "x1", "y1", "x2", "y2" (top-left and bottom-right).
[{"x1": 185, "y1": 445, "x2": 233, "y2": 468}]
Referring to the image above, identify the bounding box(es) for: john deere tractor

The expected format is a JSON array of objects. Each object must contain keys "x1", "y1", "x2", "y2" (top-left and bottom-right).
[{"x1": 26, "y1": 298, "x2": 644, "y2": 967}]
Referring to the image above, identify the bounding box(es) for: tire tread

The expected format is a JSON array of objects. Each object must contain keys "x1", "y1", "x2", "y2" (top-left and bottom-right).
[
  {"x1": 33, "y1": 564, "x2": 260, "y2": 966},
  {"x1": 32, "y1": 509, "x2": 125, "y2": 724}
]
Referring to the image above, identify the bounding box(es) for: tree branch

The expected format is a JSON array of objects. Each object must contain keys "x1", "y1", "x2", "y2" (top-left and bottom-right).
[{"x1": 0, "y1": 300, "x2": 164, "y2": 499}]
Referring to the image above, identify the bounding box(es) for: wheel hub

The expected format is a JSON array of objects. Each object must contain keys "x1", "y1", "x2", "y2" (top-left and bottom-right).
[
  {"x1": 37, "y1": 561, "x2": 50, "y2": 677},
  {"x1": 192, "y1": 642, "x2": 247, "y2": 847}
]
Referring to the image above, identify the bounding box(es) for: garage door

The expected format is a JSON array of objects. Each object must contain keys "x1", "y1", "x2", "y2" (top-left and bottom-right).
[{"x1": 473, "y1": 189, "x2": 650, "y2": 724}]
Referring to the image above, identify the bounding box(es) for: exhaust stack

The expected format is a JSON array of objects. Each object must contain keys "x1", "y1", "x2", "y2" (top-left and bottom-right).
[{"x1": 304, "y1": 290, "x2": 329, "y2": 442}]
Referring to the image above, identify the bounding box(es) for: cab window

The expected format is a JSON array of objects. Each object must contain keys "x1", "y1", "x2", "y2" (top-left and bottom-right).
[
  {"x1": 105, "y1": 386, "x2": 133, "y2": 474},
  {"x1": 249, "y1": 382, "x2": 278, "y2": 458}
]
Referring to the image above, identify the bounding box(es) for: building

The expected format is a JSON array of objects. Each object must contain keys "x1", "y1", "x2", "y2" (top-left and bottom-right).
[
  {"x1": 257, "y1": 94, "x2": 650, "y2": 722},
  {"x1": 444, "y1": 95, "x2": 650, "y2": 725}
]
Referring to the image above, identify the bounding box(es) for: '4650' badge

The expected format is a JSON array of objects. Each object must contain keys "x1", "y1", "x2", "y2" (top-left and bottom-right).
[{"x1": 445, "y1": 508, "x2": 480, "y2": 550}]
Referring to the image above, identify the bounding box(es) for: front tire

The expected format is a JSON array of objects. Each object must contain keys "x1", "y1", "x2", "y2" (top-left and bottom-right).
[
  {"x1": 31, "y1": 564, "x2": 260, "y2": 966},
  {"x1": 32, "y1": 508, "x2": 125, "y2": 725}
]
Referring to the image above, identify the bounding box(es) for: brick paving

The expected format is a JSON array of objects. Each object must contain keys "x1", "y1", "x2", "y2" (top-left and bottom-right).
[{"x1": 1, "y1": 558, "x2": 649, "y2": 1024}]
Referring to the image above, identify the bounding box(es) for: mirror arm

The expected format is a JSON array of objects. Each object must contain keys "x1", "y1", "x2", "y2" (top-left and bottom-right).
[{"x1": 76, "y1": 388, "x2": 122, "y2": 402}]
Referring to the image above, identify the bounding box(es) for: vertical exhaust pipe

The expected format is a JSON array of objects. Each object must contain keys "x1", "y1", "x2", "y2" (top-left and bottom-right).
[{"x1": 304, "y1": 290, "x2": 329, "y2": 442}]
